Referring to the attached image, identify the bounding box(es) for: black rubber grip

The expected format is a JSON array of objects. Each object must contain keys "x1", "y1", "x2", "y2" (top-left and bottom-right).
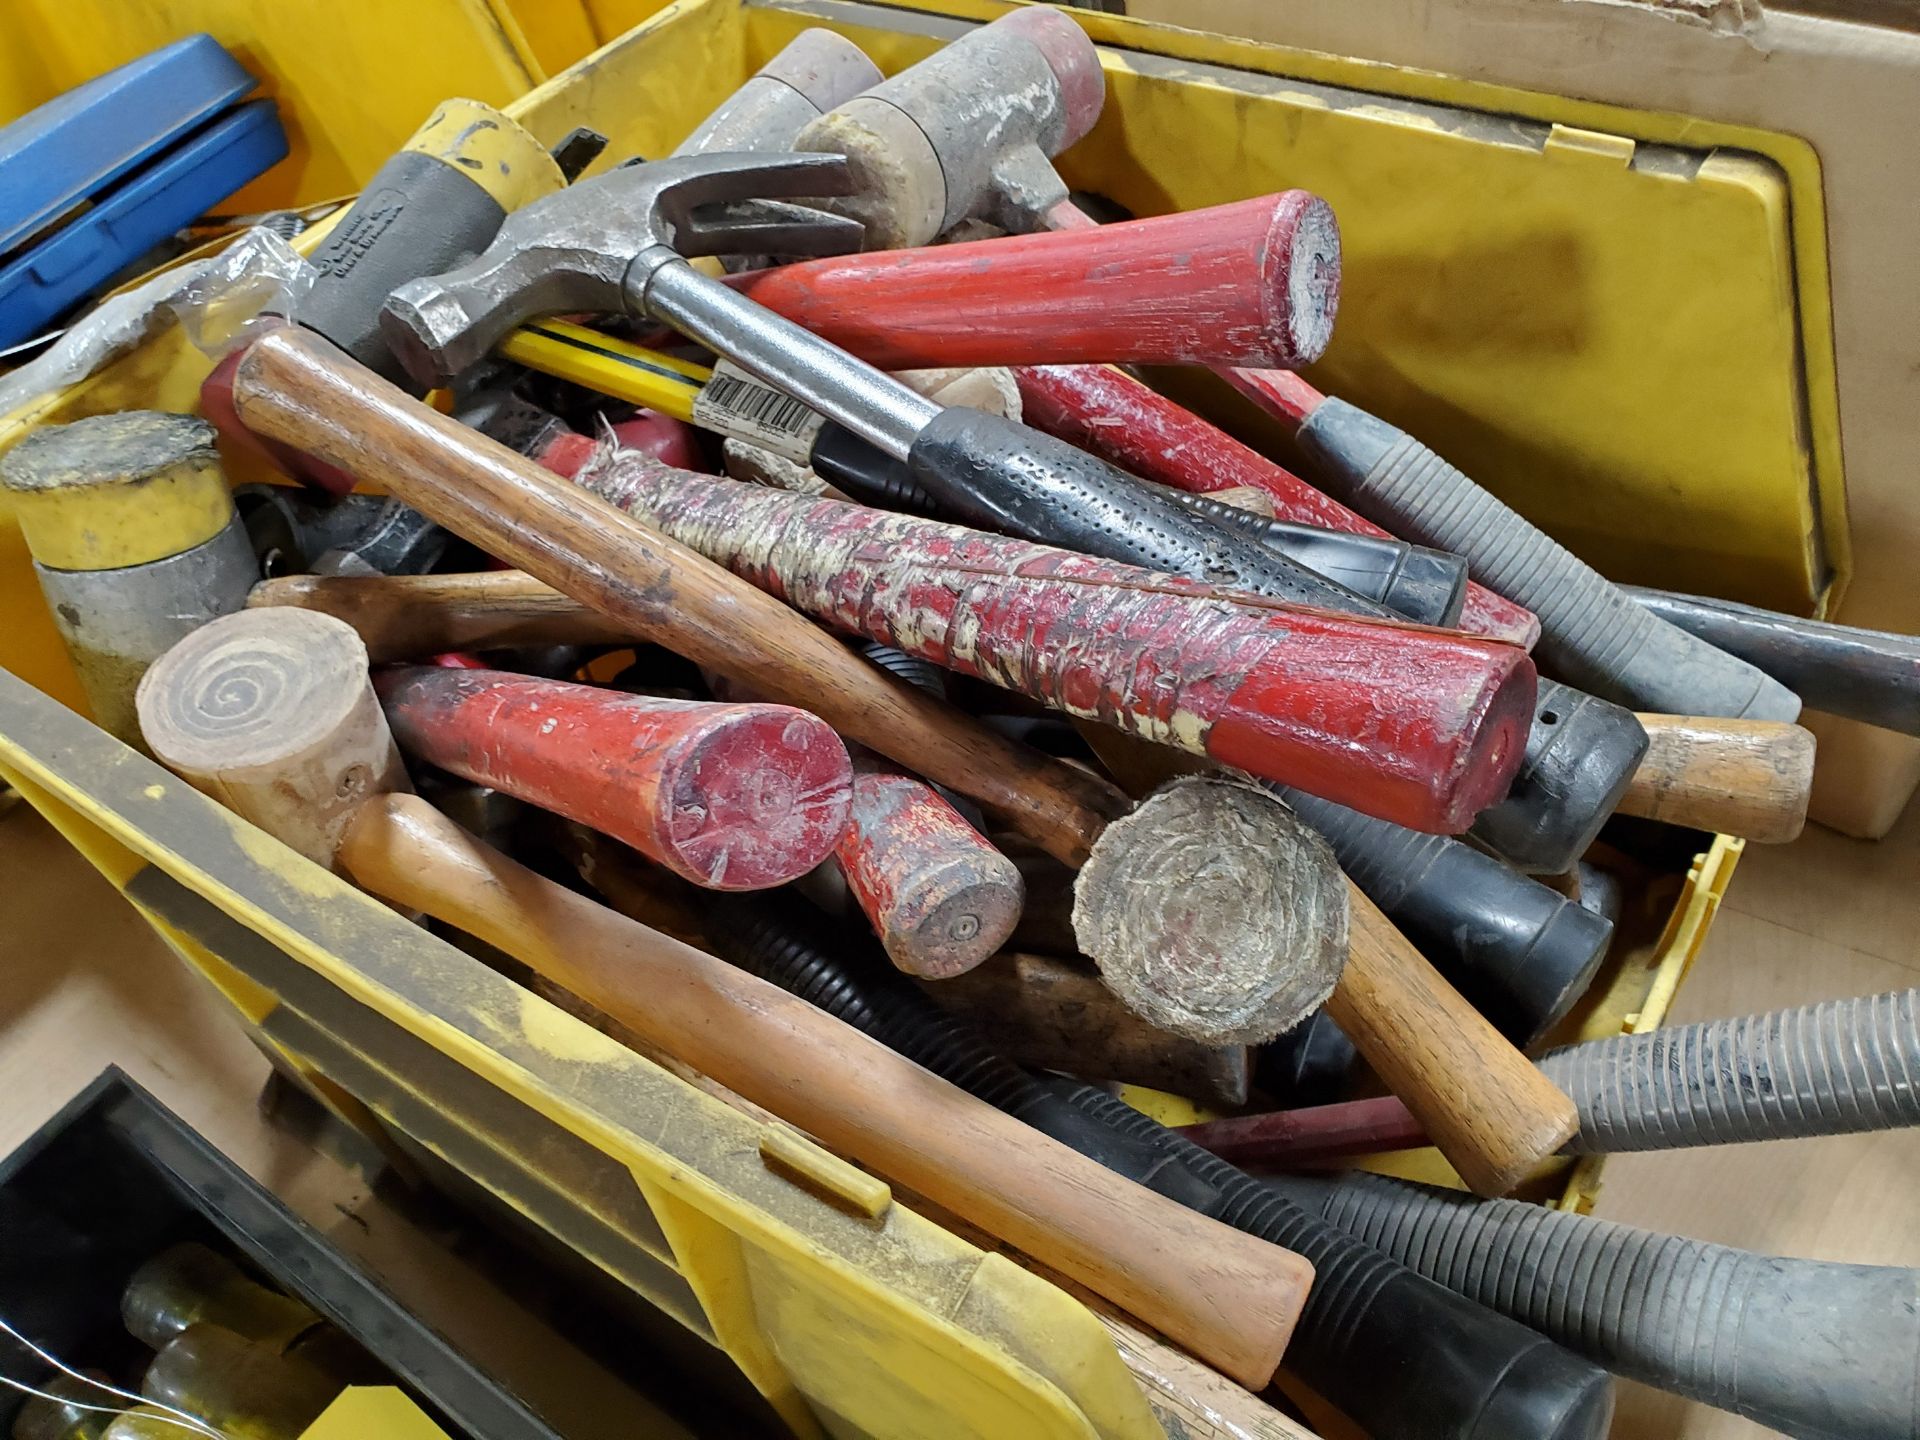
[
  {"x1": 1278, "y1": 786, "x2": 1612, "y2": 1045},
  {"x1": 296, "y1": 149, "x2": 508, "y2": 383},
  {"x1": 1471, "y1": 680, "x2": 1648, "y2": 874},
  {"x1": 903, "y1": 407, "x2": 1379, "y2": 610},
  {"x1": 1628, "y1": 585, "x2": 1920, "y2": 737},
  {"x1": 1153, "y1": 486, "x2": 1468, "y2": 627},
  {"x1": 1275, "y1": 1168, "x2": 1918, "y2": 1440},
  {"x1": 821, "y1": 419, "x2": 1471, "y2": 625},
  {"x1": 1544, "y1": 987, "x2": 1920, "y2": 1153},
  {"x1": 1297, "y1": 397, "x2": 1802, "y2": 721}
]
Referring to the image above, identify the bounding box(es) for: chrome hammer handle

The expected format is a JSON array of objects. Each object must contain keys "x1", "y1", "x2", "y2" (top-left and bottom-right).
[{"x1": 631, "y1": 246, "x2": 938, "y2": 458}]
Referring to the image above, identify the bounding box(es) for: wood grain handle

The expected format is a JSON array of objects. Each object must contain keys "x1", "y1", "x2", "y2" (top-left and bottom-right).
[
  {"x1": 249, "y1": 571, "x2": 636, "y2": 659},
  {"x1": 1327, "y1": 884, "x2": 1579, "y2": 1197},
  {"x1": 1618, "y1": 715, "x2": 1815, "y2": 843},
  {"x1": 229, "y1": 328, "x2": 1129, "y2": 866},
  {"x1": 338, "y1": 793, "x2": 1310, "y2": 1388},
  {"x1": 734, "y1": 191, "x2": 1339, "y2": 370}
]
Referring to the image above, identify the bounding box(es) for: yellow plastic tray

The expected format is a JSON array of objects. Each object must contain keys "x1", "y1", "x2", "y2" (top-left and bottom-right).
[{"x1": 0, "y1": 667, "x2": 1162, "y2": 1440}]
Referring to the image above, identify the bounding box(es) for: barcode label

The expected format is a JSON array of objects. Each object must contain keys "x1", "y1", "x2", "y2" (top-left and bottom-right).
[{"x1": 692, "y1": 360, "x2": 825, "y2": 464}]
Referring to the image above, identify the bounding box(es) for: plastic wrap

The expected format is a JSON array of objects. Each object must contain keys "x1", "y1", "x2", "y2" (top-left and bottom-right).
[{"x1": 0, "y1": 228, "x2": 314, "y2": 421}]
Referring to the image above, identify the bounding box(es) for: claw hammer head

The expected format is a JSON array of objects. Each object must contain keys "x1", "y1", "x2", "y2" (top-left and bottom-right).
[{"x1": 380, "y1": 150, "x2": 863, "y2": 387}]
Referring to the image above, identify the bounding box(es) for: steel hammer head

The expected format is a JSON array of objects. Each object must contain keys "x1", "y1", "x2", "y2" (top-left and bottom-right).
[{"x1": 380, "y1": 151, "x2": 863, "y2": 386}]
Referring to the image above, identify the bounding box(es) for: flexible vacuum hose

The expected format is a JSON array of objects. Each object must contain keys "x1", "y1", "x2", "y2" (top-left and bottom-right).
[{"x1": 1270, "y1": 1168, "x2": 1920, "y2": 1440}]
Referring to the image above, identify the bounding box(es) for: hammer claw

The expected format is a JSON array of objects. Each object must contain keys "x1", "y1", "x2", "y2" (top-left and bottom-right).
[
  {"x1": 677, "y1": 199, "x2": 866, "y2": 258},
  {"x1": 674, "y1": 148, "x2": 861, "y2": 200},
  {"x1": 379, "y1": 150, "x2": 864, "y2": 385}
]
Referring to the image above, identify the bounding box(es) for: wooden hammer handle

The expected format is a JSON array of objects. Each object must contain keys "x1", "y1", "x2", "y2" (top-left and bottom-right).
[
  {"x1": 1327, "y1": 884, "x2": 1578, "y2": 1196},
  {"x1": 249, "y1": 570, "x2": 636, "y2": 659},
  {"x1": 230, "y1": 328, "x2": 1128, "y2": 866},
  {"x1": 339, "y1": 794, "x2": 1310, "y2": 1388},
  {"x1": 1618, "y1": 715, "x2": 1815, "y2": 843}
]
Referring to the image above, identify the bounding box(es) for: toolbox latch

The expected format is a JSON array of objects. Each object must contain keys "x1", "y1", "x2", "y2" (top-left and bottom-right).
[
  {"x1": 1543, "y1": 124, "x2": 1637, "y2": 166},
  {"x1": 759, "y1": 1124, "x2": 894, "y2": 1220}
]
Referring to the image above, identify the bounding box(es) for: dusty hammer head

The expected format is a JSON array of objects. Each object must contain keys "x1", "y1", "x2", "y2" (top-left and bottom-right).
[{"x1": 380, "y1": 151, "x2": 863, "y2": 386}]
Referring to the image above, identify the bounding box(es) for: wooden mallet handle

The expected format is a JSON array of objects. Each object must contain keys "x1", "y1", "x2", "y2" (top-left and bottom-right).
[
  {"x1": 249, "y1": 570, "x2": 636, "y2": 660},
  {"x1": 1618, "y1": 715, "x2": 1815, "y2": 843},
  {"x1": 1328, "y1": 885, "x2": 1577, "y2": 1195},
  {"x1": 1076, "y1": 721, "x2": 1577, "y2": 1195},
  {"x1": 337, "y1": 793, "x2": 1310, "y2": 1388},
  {"x1": 229, "y1": 328, "x2": 1128, "y2": 866}
]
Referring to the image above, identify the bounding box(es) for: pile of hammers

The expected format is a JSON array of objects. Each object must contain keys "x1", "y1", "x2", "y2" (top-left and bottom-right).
[{"x1": 12, "y1": 13, "x2": 1920, "y2": 1440}]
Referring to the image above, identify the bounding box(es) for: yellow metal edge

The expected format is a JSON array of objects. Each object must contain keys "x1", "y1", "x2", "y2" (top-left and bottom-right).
[{"x1": 631, "y1": 1175, "x2": 824, "y2": 1437}]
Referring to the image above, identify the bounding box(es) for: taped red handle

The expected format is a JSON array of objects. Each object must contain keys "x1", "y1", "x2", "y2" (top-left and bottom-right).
[
  {"x1": 577, "y1": 463, "x2": 1538, "y2": 834},
  {"x1": 734, "y1": 192, "x2": 1341, "y2": 370}
]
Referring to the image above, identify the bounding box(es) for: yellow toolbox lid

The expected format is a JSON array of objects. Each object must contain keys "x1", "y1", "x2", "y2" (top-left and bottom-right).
[{"x1": 693, "y1": 0, "x2": 1841, "y2": 617}]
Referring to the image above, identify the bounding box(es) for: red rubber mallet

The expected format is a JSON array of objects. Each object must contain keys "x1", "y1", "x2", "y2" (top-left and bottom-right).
[
  {"x1": 731, "y1": 191, "x2": 1341, "y2": 371},
  {"x1": 1014, "y1": 364, "x2": 1541, "y2": 649},
  {"x1": 374, "y1": 665, "x2": 852, "y2": 890},
  {"x1": 576, "y1": 456, "x2": 1536, "y2": 835},
  {"x1": 834, "y1": 749, "x2": 1026, "y2": 978}
]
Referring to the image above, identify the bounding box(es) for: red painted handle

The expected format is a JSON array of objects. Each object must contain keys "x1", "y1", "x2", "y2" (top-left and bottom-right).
[
  {"x1": 835, "y1": 750, "x2": 1025, "y2": 979},
  {"x1": 1014, "y1": 364, "x2": 1542, "y2": 650},
  {"x1": 733, "y1": 192, "x2": 1341, "y2": 370},
  {"x1": 375, "y1": 666, "x2": 852, "y2": 890},
  {"x1": 577, "y1": 460, "x2": 1537, "y2": 835},
  {"x1": 1179, "y1": 1096, "x2": 1428, "y2": 1168}
]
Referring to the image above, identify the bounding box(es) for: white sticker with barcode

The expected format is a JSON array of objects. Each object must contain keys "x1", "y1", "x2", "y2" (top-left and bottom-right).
[{"x1": 691, "y1": 359, "x2": 826, "y2": 465}]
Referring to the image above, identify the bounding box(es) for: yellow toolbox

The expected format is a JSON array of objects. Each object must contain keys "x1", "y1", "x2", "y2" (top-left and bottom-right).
[{"x1": 0, "y1": 0, "x2": 1820, "y2": 1430}]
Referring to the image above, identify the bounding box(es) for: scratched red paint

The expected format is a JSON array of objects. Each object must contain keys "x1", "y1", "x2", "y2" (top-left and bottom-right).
[
  {"x1": 733, "y1": 192, "x2": 1340, "y2": 370},
  {"x1": 374, "y1": 666, "x2": 852, "y2": 890},
  {"x1": 1013, "y1": 364, "x2": 1542, "y2": 649},
  {"x1": 834, "y1": 749, "x2": 1024, "y2": 978},
  {"x1": 575, "y1": 456, "x2": 1536, "y2": 834}
]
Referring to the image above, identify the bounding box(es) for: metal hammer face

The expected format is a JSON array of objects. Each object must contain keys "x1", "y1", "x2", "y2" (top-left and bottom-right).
[{"x1": 379, "y1": 150, "x2": 863, "y2": 386}]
